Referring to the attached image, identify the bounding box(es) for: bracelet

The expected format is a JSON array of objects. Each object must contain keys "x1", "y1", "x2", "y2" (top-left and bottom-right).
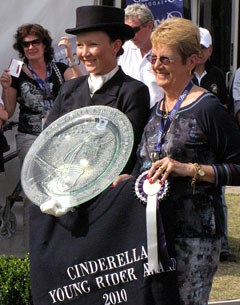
[
  {"x1": 191, "y1": 163, "x2": 200, "y2": 188},
  {"x1": 67, "y1": 58, "x2": 77, "y2": 68},
  {"x1": 191, "y1": 163, "x2": 206, "y2": 193}
]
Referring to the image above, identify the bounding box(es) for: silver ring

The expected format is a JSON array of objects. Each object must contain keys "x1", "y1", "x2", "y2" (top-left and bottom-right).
[{"x1": 159, "y1": 166, "x2": 163, "y2": 171}]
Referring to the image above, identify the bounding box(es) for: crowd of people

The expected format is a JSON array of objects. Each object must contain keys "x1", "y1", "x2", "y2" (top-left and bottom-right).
[{"x1": 0, "y1": 4, "x2": 240, "y2": 305}]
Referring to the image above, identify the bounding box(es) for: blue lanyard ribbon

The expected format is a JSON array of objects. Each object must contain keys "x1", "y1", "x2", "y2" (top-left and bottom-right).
[
  {"x1": 27, "y1": 63, "x2": 53, "y2": 112},
  {"x1": 27, "y1": 63, "x2": 52, "y2": 97},
  {"x1": 156, "y1": 81, "x2": 193, "y2": 153}
]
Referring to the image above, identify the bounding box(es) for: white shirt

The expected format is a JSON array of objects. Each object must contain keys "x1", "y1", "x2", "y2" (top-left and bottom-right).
[
  {"x1": 118, "y1": 40, "x2": 164, "y2": 108},
  {"x1": 232, "y1": 68, "x2": 240, "y2": 101},
  {"x1": 194, "y1": 70, "x2": 207, "y2": 86},
  {"x1": 88, "y1": 66, "x2": 119, "y2": 96},
  {"x1": 232, "y1": 67, "x2": 240, "y2": 116}
]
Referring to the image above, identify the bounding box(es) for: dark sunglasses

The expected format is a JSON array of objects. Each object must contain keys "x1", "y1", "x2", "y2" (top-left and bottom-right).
[
  {"x1": 132, "y1": 20, "x2": 149, "y2": 34},
  {"x1": 21, "y1": 39, "x2": 42, "y2": 48},
  {"x1": 146, "y1": 54, "x2": 175, "y2": 65}
]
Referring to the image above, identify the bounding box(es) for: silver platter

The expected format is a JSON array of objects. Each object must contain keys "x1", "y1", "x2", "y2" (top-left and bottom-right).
[{"x1": 21, "y1": 106, "x2": 134, "y2": 208}]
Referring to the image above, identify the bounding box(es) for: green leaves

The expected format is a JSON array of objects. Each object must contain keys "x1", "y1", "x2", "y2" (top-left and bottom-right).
[{"x1": 0, "y1": 253, "x2": 32, "y2": 305}]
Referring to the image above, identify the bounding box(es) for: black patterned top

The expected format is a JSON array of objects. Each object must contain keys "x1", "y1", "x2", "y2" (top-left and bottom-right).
[
  {"x1": 11, "y1": 62, "x2": 68, "y2": 135},
  {"x1": 137, "y1": 92, "x2": 240, "y2": 238}
]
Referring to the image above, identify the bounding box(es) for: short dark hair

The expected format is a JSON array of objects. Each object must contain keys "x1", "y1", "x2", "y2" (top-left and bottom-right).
[{"x1": 13, "y1": 23, "x2": 54, "y2": 63}]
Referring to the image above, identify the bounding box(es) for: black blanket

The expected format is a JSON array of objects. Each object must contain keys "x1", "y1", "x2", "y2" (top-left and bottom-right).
[{"x1": 29, "y1": 178, "x2": 179, "y2": 305}]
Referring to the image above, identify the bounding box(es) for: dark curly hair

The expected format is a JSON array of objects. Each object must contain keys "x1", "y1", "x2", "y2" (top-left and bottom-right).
[{"x1": 13, "y1": 23, "x2": 54, "y2": 63}]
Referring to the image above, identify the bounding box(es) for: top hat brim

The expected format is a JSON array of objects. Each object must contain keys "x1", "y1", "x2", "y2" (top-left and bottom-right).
[{"x1": 65, "y1": 23, "x2": 135, "y2": 41}]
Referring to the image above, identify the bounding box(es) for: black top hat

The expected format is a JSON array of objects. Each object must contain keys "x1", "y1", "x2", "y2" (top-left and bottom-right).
[{"x1": 65, "y1": 5, "x2": 134, "y2": 40}]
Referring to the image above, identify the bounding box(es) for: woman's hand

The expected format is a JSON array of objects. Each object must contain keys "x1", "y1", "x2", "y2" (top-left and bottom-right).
[
  {"x1": 0, "y1": 69, "x2": 12, "y2": 89},
  {"x1": 147, "y1": 157, "x2": 193, "y2": 184},
  {"x1": 58, "y1": 36, "x2": 73, "y2": 60},
  {"x1": 59, "y1": 36, "x2": 84, "y2": 79},
  {"x1": 110, "y1": 174, "x2": 133, "y2": 189}
]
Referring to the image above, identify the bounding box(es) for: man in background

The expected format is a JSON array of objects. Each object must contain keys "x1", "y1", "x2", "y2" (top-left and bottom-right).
[
  {"x1": 193, "y1": 27, "x2": 228, "y2": 106},
  {"x1": 118, "y1": 3, "x2": 164, "y2": 108}
]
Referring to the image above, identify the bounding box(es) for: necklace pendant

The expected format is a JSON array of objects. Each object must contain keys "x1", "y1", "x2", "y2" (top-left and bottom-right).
[
  {"x1": 162, "y1": 113, "x2": 169, "y2": 120},
  {"x1": 151, "y1": 152, "x2": 161, "y2": 162}
]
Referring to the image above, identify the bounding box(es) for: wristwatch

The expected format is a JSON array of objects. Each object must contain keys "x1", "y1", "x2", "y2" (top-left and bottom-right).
[{"x1": 193, "y1": 163, "x2": 206, "y2": 179}]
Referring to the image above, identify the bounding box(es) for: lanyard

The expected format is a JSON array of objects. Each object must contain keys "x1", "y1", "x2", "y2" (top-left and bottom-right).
[
  {"x1": 27, "y1": 63, "x2": 52, "y2": 98},
  {"x1": 156, "y1": 81, "x2": 193, "y2": 153}
]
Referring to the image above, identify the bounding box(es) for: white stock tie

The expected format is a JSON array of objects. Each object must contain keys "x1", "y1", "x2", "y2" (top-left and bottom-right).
[{"x1": 88, "y1": 75, "x2": 105, "y2": 96}]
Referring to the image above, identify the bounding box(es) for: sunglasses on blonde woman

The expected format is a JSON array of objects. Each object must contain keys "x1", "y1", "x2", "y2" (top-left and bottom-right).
[{"x1": 146, "y1": 54, "x2": 175, "y2": 65}]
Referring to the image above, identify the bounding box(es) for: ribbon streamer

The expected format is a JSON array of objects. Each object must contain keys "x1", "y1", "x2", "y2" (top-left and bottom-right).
[
  {"x1": 135, "y1": 170, "x2": 170, "y2": 272},
  {"x1": 146, "y1": 189, "x2": 159, "y2": 272}
]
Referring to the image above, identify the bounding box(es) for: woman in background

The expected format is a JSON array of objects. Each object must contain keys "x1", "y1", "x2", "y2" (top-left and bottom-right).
[{"x1": 0, "y1": 23, "x2": 82, "y2": 165}]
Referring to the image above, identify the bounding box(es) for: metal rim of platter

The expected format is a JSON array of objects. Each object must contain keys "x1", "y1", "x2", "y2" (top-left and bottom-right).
[{"x1": 21, "y1": 106, "x2": 134, "y2": 208}]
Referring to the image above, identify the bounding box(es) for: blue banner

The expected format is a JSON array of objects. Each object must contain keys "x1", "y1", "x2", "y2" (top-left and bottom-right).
[{"x1": 125, "y1": 0, "x2": 183, "y2": 24}]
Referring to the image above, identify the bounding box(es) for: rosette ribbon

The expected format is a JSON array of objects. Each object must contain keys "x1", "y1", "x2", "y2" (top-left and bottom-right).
[{"x1": 135, "y1": 171, "x2": 170, "y2": 272}]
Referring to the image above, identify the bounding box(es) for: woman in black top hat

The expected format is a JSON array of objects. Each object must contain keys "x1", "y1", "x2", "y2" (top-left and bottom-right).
[
  {"x1": 29, "y1": 6, "x2": 155, "y2": 305},
  {"x1": 44, "y1": 5, "x2": 150, "y2": 174}
]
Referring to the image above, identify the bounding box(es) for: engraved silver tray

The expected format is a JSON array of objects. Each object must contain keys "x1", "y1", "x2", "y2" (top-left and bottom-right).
[{"x1": 21, "y1": 106, "x2": 134, "y2": 207}]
